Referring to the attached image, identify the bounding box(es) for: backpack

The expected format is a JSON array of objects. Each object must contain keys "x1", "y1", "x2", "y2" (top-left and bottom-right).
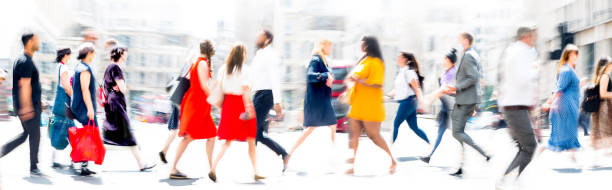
[{"x1": 581, "y1": 84, "x2": 600, "y2": 113}]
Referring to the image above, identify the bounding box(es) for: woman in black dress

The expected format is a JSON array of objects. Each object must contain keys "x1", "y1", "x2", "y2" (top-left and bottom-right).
[
  {"x1": 103, "y1": 47, "x2": 155, "y2": 171},
  {"x1": 285, "y1": 39, "x2": 337, "y2": 167}
]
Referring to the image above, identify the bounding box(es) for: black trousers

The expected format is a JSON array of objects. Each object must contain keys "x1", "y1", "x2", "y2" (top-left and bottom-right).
[
  {"x1": 1, "y1": 112, "x2": 41, "y2": 169},
  {"x1": 253, "y1": 90, "x2": 287, "y2": 157}
]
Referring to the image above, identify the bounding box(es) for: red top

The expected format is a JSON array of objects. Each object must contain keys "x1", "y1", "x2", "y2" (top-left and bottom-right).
[{"x1": 178, "y1": 57, "x2": 217, "y2": 139}]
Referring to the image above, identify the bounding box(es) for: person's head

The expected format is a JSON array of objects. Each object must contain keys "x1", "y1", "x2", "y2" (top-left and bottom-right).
[
  {"x1": 226, "y1": 43, "x2": 247, "y2": 75},
  {"x1": 360, "y1": 35, "x2": 383, "y2": 61},
  {"x1": 312, "y1": 38, "x2": 333, "y2": 65},
  {"x1": 443, "y1": 48, "x2": 457, "y2": 69},
  {"x1": 105, "y1": 39, "x2": 118, "y2": 51},
  {"x1": 399, "y1": 51, "x2": 424, "y2": 86},
  {"x1": 77, "y1": 42, "x2": 96, "y2": 64},
  {"x1": 516, "y1": 26, "x2": 537, "y2": 47},
  {"x1": 200, "y1": 39, "x2": 215, "y2": 59},
  {"x1": 256, "y1": 30, "x2": 274, "y2": 49},
  {"x1": 458, "y1": 32, "x2": 473, "y2": 50},
  {"x1": 56, "y1": 48, "x2": 71, "y2": 63},
  {"x1": 110, "y1": 47, "x2": 128, "y2": 63},
  {"x1": 82, "y1": 29, "x2": 98, "y2": 45},
  {"x1": 557, "y1": 44, "x2": 580, "y2": 75},
  {"x1": 593, "y1": 56, "x2": 612, "y2": 84},
  {"x1": 21, "y1": 32, "x2": 39, "y2": 53}
]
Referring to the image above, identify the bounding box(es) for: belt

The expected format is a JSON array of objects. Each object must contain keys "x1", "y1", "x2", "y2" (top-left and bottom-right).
[{"x1": 503, "y1": 106, "x2": 531, "y2": 111}]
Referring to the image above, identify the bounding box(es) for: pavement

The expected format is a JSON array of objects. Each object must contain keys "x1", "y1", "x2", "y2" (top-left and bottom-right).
[{"x1": 0, "y1": 116, "x2": 610, "y2": 190}]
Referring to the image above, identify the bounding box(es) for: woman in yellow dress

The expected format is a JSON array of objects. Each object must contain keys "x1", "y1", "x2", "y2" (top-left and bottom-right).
[{"x1": 346, "y1": 36, "x2": 397, "y2": 175}]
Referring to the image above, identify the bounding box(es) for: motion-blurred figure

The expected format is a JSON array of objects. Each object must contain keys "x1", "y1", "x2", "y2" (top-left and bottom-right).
[
  {"x1": 250, "y1": 30, "x2": 290, "y2": 171},
  {"x1": 496, "y1": 27, "x2": 539, "y2": 186},
  {"x1": 446, "y1": 32, "x2": 491, "y2": 177},
  {"x1": 420, "y1": 48, "x2": 457, "y2": 164},
  {"x1": 0, "y1": 32, "x2": 44, "y2": 176},
  {"x1": 590, "y1": 57, "x2": 612, "y2": 159},
  {"x1": 539, "y1": 44, "x2": 581, "y2": 161}
]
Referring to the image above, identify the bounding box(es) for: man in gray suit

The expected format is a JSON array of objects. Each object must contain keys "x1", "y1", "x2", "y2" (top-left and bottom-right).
[{"x1": 444, "y1": 32, "x2": 490, "y2": 177}]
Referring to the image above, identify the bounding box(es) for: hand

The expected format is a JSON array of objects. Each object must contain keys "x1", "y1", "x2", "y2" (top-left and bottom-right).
[
  {"x1": 87, "y1": 109, "x2": 95, "y2": 120},
  {"x1": 273, "y1": 103, "x2": 283, "y2": 119},
  {"x1": 326, "y1": 73, "x2": 334, "y2": 87}
]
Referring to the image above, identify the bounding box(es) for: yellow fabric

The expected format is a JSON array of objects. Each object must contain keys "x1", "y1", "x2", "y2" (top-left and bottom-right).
[{"x1": 347, "y1": 57, "x2": 385, "y2": 122}]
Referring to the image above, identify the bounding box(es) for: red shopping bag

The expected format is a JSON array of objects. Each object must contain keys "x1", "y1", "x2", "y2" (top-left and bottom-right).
[{"x1": 68, "y1": 120, "x2": 106, "y2": 165}]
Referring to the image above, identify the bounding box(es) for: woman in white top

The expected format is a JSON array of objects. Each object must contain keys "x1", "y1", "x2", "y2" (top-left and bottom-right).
[
  {"x1": 386, "y1": 52, "x2": 429, "y2": 144},
  {"x1": 209, "y1": 43, "x2": 264, "y2": 182}
]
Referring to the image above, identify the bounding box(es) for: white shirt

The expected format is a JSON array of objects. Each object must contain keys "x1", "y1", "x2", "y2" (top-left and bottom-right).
[
  {"x1": 498, "y1": 41, "x2": 539, "y2": 106},
  {"x1": 393, "y1": 67, "x2": 418, "y2": 101},
  {"x1": 56, "y1": 63, "x2": 73, "y2": 88},
  {"x1": 250, "y1": 47, "x2": 282, "y2": 104},
  {"x1": 217, "y1": 64, "x2": 251, "y2": 95}
]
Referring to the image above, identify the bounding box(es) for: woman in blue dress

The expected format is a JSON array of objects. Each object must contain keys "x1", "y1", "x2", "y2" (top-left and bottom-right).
[
  {"x1": 285, "y1": 39, "x2": 337, "y2": 167},
  {"x1": 540, "y1": 44, "x2": 581, "y2": 160}
]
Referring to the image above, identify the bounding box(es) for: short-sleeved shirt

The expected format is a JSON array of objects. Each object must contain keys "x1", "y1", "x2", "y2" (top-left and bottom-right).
[
  {"x1": 393, "y1": 67, "x2": 418, "y2": 101},
  {"x1": 56, "y1": 63, "x2": 73, "y2": 88},
  {"x1": 103, "y1": 63, "x2": 125, "y2": 93},
  {"x1": 347, "y1": 56, "x2": 386, "y2": 122},
  {"x1": 218, "y1": 64, "x2": 250, "y2": 95},
  {"x1": 12, "y1": 53, "x2": 42, "y2": 113}
]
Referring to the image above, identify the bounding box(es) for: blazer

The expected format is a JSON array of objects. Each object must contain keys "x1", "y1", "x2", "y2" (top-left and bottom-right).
[{"x1": 455, "y1": 47, "x2": 481, "y2": 105}]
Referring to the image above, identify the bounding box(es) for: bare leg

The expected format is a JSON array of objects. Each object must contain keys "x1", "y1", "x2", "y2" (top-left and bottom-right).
[
  {"x1": 363, "y1": 121, "x2": 397, "y2": 174},
  {"x1": 211, "y1": 140, "x2": 232, "y2": 172},
  {"x1": 206, "y1": 137, "x2": 216, "y2": 169},
  {"x1": 288, "y1": 127, "x2": 316, "y2": 159},
  {"x1": 171, "y1": 136, "x2": 193, "y2": 173},
  {"x1": 247, "y1": 138, "x2": 258, "y2": 174},
  {"x1": 329, "y1": 124, "x2": 337, "y2": 144},
  {"x1": 346, "y1": 118, "x2": 364, "y2": 174},
  {"x1": 161, "y1": 129, "x2": 178, "y2": 155},
  {"x1": 130, "y1": 146, "x2": 144, "y2": 169}
]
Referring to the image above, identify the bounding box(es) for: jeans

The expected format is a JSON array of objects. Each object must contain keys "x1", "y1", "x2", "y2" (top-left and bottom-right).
[
  {"x1": 392, "y1": 96, "x2": 430, "y2": 144},
  {"x1": 578, "y1": 111, "x2": 591, "y2": 135},
  {"x1": 429, "y1": 95, "x2": 453, "y2": 157}
]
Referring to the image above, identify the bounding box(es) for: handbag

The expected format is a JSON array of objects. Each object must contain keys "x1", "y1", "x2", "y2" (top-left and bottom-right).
[
  {"x1": 207, "y1": 69, "x2": 225, "y2": 108},
  {"x1": 581, "y1": 84, "x2": 600, "y2": 113},
  {"x1": 169, "y1": 63, "x2": 194, "y2": 107},
  {"x1": 68, "y1": 120, "x2": 106, "y2": 165},
  {"x1": 339, "y1": 85, "x2": 354, "y2": 105}
]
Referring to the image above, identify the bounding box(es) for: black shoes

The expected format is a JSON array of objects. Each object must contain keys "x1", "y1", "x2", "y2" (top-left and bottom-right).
[
  {"x1": 486, "y1": 155, "x2": 492, "y2": 162},
  {"x1": 159, "y1": 151, "x2": 168, "y2": 164},
  {"x1": 140, "y1": 164, "x2": 157, "y2": 172},
  {"x1": 450, "y1": 168, "x2": 463, "y2": 177},
  {"x1": 80, "y1": 167, "x2": 96, "y2": 176},
  {"x1": 30, "y1": 168, "x2": 43, "y2": 177},
  {"x1": 420, "y1": 156, "x2": 431, "y2": 164}
]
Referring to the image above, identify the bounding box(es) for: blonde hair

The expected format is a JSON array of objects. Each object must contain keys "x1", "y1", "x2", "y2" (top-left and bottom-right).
[
  {"x1": 311, "y1": 38, "x2": 332, "y2": 66},
  {"x1": 557, "y1": 44, "x2": 579, "y2": 75}
]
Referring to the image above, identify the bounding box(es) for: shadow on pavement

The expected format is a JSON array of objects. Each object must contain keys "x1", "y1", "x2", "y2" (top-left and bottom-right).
[
  {"x1": 71, "y1": 176, "x2": 103, "y2": 185},
  {"x1": 590, "y1": 166, "x2": 612, "y2": 171},
  {"x1": 397, "y1": 157, "x2": 418, "y2": 162},
  {"x1": 159, "y1": 178, "x2": 199, "y2": 186},
  {"x1": 239, "y1": 181, "x2": 265, "y2": 185},
  {"x1": 22, "y1": 176, "x2": 53, "y2": 185},
  {"x1": 552, "y1": 168, "x2": 583, "y2": 173}
]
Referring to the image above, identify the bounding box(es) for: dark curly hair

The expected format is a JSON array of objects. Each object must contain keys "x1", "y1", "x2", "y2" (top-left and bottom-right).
[{"x1": 361, "y1": 35, "x2": 383, "y2": 62}]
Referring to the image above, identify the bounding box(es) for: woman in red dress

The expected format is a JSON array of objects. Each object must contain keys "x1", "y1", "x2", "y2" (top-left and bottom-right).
[
  {"x1": 208, "y1": 43, "x2": 263, "y2": 182},
  {"x1": 170, "y1": 40, "x2": 217, "y2": 179}
]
